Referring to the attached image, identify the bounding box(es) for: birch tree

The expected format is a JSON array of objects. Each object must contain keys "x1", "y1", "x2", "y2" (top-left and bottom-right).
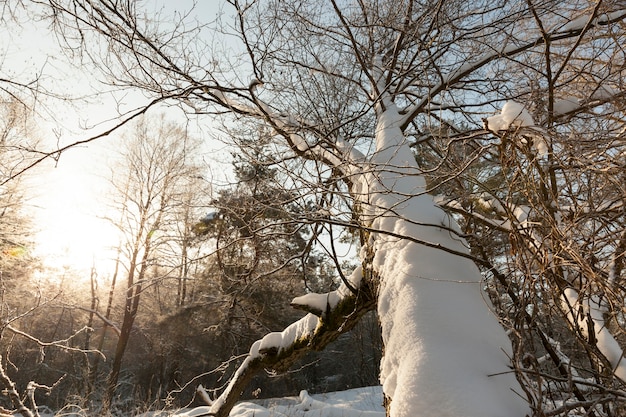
[{"x1": 42, "y1": 0, "x2": 626, "y2": 416}]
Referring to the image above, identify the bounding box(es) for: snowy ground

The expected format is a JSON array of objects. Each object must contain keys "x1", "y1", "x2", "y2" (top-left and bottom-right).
[
  {"x1": 147, "y1": 386, "x2": 384, "y2": 417},
  {"x1": 27, "y1": 386, "x2": 383, "y2": 417}
]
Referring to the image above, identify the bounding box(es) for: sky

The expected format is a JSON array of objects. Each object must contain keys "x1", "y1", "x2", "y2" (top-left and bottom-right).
[{"x1": 2, "y1": 1, "x2": 234, "y2": 276}]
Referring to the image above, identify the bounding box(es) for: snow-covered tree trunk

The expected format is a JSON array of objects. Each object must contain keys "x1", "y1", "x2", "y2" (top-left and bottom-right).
[{"x1": 356, "y1": 105, "x2": 527, "y2": 416}]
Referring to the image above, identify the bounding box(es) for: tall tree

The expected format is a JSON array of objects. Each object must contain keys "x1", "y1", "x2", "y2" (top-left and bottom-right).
[
  {"x1": 205, "y1": 143, "x2": 330, "y2": 333},
  {"x1": 102, "y1": 115, "x2": 202, "y2": 411},
  {"x1": 43, "y1": 1, "x2": 626, "y2": 416}
]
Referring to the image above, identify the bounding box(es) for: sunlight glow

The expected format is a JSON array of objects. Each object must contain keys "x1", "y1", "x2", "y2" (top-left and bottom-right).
[{"x1": 30, "y1": 145, "x2": 121, "y2": 277}]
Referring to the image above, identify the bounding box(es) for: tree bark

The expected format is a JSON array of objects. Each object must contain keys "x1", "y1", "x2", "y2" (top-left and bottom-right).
[{"x1": 103, "y1": 242, "x2": 150, "y2": 411}]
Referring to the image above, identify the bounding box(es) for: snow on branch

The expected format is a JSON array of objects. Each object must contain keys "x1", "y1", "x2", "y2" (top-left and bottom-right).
[
  {"x1": 557, "y1": 10, "x2": 626, "y2": 33},
  {"x1": 206, "y1": 275, "x2": 375, "y2": 417},
  {"x1": 550, "y1": 87, "x2": 625, "y2": 121},
  {"x1": 257, "y1": 314, "x2": 319, "y2": 356},
  {"x1": 562, "y1": 288, "x2": 626, "y2": 380},
  {"x1": 484, "y1": 101, "x2": 534, "y2": 132},
  {"x1": 436, "y1": 196, "x2": 512, "y2": 234},
  {"x1": 484, "y1": 100, "x2": 548, "y2": 157},
  {"x1": 291, "y1": 266, "x2": 363, "y2": 317}
]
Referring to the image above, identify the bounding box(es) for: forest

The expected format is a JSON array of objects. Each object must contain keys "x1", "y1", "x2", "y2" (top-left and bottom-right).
[{"x1": 1, "y1": 1, "x2": 626, "y2": 416}]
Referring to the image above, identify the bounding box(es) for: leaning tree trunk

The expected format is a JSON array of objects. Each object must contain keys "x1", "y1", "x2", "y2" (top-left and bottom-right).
[
  {"x1": 207, "y1": 104, "x2": 528, "y2": 417},
  {"x1": 359, "y1": 105, "x2": 527, "y2": 417}
]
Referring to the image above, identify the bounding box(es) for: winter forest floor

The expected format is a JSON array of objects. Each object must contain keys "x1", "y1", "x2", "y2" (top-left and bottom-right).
[
  {"x1": 31, "y1": 386, "x2": 384, "y2": 417},
  {"x1": 158, "y1": 386, "x2": 384, "y2": 417}
]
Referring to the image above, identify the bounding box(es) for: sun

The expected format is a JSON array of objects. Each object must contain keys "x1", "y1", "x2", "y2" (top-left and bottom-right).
[
  {"x1": 30, "y1": 150, "x2": 121, "y2": 277},
  {"x1": 34, "y1": 209, "x2": 120, "y2": 274}
]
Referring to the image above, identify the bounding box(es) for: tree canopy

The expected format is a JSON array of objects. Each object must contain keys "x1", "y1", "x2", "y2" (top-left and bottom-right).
[{"x1": 1, "y1": 0, "x2": 625, "y2": 416}]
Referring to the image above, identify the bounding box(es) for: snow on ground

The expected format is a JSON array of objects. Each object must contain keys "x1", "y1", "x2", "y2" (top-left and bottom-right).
[
  {"x1": 140, "y1": 386, "x2": 384, "y2": 417},
  {"x1": 27, "y1": 386, "x2": 383, "y2": 417}
]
